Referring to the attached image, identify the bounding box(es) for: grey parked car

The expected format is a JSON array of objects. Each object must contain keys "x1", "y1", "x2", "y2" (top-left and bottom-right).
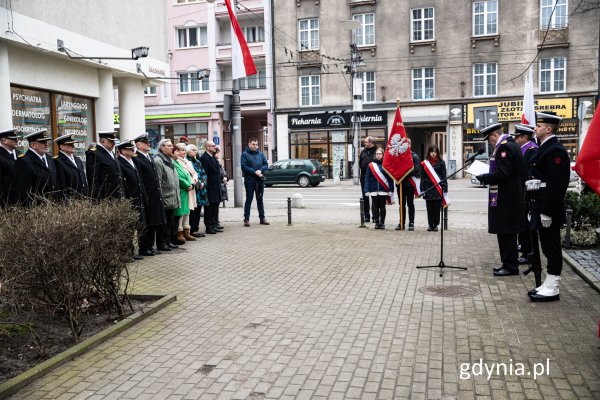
[{"x1": 264, "y1": 159, "x2": 326, "y2": 187}]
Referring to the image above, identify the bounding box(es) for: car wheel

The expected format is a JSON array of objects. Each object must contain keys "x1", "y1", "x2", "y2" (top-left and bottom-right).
[{"x1": 297, "y1": 175, "x2": 311, "y2": 187}]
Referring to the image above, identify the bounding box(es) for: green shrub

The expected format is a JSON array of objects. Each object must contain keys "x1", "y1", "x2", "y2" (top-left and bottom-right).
[
  {"x1": 565, "y1": 191, "x2": 600, "y2": 229},
  {"x1": 562, "y1": 226, "x2": 599, "y2": 248}
]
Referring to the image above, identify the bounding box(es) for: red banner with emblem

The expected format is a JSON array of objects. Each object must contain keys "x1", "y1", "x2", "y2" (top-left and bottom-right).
[{"x1": 382, "y1": 106, "x2": 414, "y2": 184}]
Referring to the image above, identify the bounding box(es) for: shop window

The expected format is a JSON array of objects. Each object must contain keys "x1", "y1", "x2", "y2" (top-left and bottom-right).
[
  {"x1": 540, "y1": 0, "x2": 568, "y2": 29},
  {"x1": 177, "y1": 26, "x2": 207, "y2": 48},
  {"x1": 352, "y1": 13, "x2": 375, "y2": 46},
  {"x1": 299, "y1": 75, "x2": 320, "y2": 106},
  {"x1": 473, "y1": 1, "x2": 497, "y2": 36},
  {"x1": 539, "y1": 57, "x2": 566, "y2": 93},
  {"x1": 473, "y1": 62, "x2": 497, "y2": 97},
  {"x1": 411, "y1": 7, "x2": 434, "y2": 42},
  {"x1": 412, "y1": 67, "x2": 435, "y2": 100},
  {"x1": 299, "y1": 18, "x2": 319, "y2": 51}
]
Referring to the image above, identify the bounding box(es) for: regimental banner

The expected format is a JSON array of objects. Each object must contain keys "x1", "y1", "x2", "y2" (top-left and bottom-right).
[
  {"x1": 11, "y1": 87, "x2": 51, "y2": 151},
  {"x1": 466, "y1": 98, "x2": 574, "y2": 124},
  {"x1": 288, "y1": 110, "x2": 388, "y2": 129},
  {"x1": 56, "y1": 94, "x2": 94, "y2": 159}
]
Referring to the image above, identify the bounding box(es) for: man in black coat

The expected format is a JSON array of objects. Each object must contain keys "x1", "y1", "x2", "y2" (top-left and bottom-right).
[
  {"x1": 86, "y1": 131, "x2": 123, "y2": 200},
  {"x1": 526, "y1": 112, "x2": 571, "y2": 302},
  {"x1": 0, "y1": 128, "x2": 21, "y2": 207},
  {"x1": 117, "y1": 140, "x2": 146, "y2": 260},
  {"x1": 359, "y1": 136, "x2": 377, "y2": 222},
  {"x1": 510, "y1": 125, "x2": 539, "y2": 264},
  {"x1": 133, "y1": 133, "x2": 167, "y2": 256},
  {"x1": 200, "y1": 140, "x2": 222, "y2": 234},
  {"x1": 53, "y1": 134, "x2": 88, "y2": 199},
  {"x1": 476, "y1": 123, "x2": 525, "y2": 277},
  {"x1": 11, "y1": 129, "x2": 58, "y2": 206}
]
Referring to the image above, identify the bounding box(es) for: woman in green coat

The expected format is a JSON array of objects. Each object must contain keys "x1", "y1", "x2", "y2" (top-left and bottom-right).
[{"x1": 173, "y1": 143, "x2": 193, "y2": 243}]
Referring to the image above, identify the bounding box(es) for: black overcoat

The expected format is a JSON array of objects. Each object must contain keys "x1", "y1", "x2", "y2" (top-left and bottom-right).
[
  {"x1": 54, "y1": 152, "x2": 88, "y2": 198},
  {"x1": 420, "y1": 159, "x2": 447, "y2": 201},
  {"x1": 527, "y1": 136, "x2": 570, "y2": 229},
  {"x1": 200, "y1": 151, "x2": 222, "y2": 205},
  {"x1": 11, "y1": 150, "x2": 58, "y2": 206},
  {"x1": 0, "y1": 146, "x2": 21, "y2": 206},
  {"x1": 133, "y1": 152, "x2": 166, "y2": 227},
  {"x1": 118, "y1": 156, "x2": 146, "y2": 225},
  {"x1": 477, "y1": 137, "x2": 525, "y2": 234},
  {"x1": 86, "y1": 145, "x2": 123, "y2": 200}
]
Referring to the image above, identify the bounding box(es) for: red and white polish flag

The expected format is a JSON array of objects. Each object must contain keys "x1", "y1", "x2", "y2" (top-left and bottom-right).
[
  {"x1": 224, "y1": 0, "x2": 257, "y2": 79},
  {"x1": 521, "y1": 66, "x2": 536, "y2": 126}
]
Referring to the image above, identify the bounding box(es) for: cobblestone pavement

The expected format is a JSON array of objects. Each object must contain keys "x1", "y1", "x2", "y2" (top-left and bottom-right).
[
  {"x1": 10, "y1": 182, "x2": 600, "y2": 400},
  {"x1": 566, "y1": 249, "x2": 600, "y2": 282}
]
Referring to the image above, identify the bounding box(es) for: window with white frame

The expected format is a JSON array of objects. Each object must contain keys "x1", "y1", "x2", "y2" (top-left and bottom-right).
[
  {"x1": 352, "y1": 13, "x2": 375, "y2": 46},
  {"x1": 240, "y1": 70, "x2": 267, "y2": 89},
  {"x1": 144, "y1": 86, "x2": 157, "y2": 96},
  {"x1": 178, "y1": 72, "x2": 209, "y2": 93},
  {"x1": 358, "y1": 72, "x2": 376, "y2": 103},
  {"x1": 473, "y1": 1, "x2": 497, "y2": 36},
  {"x1": 177, "y1": 26, "x2": 207, "y2": 48},
  {"x1": 242, "y1": 26, "x2": 265, "y2": 43},
  {"x1": 411, "y1": 8, "x2": 434, "y2": 42},
  {"x1": 540, "y1": 0, "x2": 568, "y2": 28},
  {"x1": 473, "y1": 63, "x2": 497, "y2": 97},
  {"x1": 539, "y1": 57, "x2": 566, "y2": 92},
  {"x1": 298, "y1": 18, "x2": 319, "y2": 50},
  {"x1": 412, "y1": 68, "x2": 435, "y2": 100},
  {"x1": 299, "y1": 75, "x2": 320, "y2": 106}
]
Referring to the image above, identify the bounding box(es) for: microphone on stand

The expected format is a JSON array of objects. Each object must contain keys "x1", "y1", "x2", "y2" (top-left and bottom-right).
[{"x1": 466, "y1": 148, "x2": 485, "y2": 164}]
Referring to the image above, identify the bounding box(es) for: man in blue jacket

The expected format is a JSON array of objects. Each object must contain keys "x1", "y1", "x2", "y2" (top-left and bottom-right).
[{"x1": 240, "y1": 137, "x2": 269, "y2": 226}]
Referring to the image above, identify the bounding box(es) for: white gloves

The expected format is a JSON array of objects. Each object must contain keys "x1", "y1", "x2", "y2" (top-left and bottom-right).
[
  {"x1": 525, "y1": 179, "x2": 542, "y2": 191},
  {"x1": 540, "y1": 214, "x2": 552, "y2": 228}
]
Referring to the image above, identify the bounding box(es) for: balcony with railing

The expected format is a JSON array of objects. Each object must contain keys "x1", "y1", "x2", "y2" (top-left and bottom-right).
[{"x1": 214, "y1": 0, "x2": 264, "y2": 18}]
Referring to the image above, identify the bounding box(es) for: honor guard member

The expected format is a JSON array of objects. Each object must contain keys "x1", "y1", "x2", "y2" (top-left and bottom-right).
[
  {"x1": 526, "y1": 112, "x2": 570, "y2": 302},
  {"x1": 117, "y1": 140, "x2": 146, "y2": 260},
  {"x1": 0, "y1": 128, "x2": 21, "y2": 207},
  {"x1": 11, "y1": 129, "x2": 58, "y2": 206},
  {"x1": 54, "y1": 134, "x2": 88, "y2": 198},
  {"x1": 511, "y1": 124, "x2": 539, "y2": 264},
  {"x1": 476, "y1": 123, "x2": 525, "y2": 276},
  {"x1": 86, "y1": 131, "x2": 123, "y2": 200},
  {"x1": 133, "y1": 133, "x2": 167, "y2": 256}
]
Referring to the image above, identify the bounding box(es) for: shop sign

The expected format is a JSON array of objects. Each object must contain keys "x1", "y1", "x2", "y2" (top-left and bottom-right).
[
  {"x1": 56, "y1": 94, "x2": 93, "y2": 158},
  {"x1": 448, "y1": 104, "x2": 464, "y2": 125},
  {"x1": 11, "y1": 87, "x2": 51, "y2": 150},
  {"x1": 466, "y1": 98, "x2": 574, "y2": 123},
  {"x1": 288, "y1": 110, "x2": 387, "y2": 129}
]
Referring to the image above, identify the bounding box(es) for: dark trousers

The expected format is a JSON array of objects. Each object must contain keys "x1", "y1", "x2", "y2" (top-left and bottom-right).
[
  {"x1": 204, "y1": 203, "x2": 218, "y2": 230},
  {"x1": 539, "y1": 225, "x2": 562, "y2": 275},
  {"x1": 190, "y1": 208, "x2": 201, "y2": 233},
  {"x1": 398, "y1": 184, "x2": 415, "y2": 226},
  {"x1": 371, "y1": 195, "x2": 387, "y2": 224},
  {"x1": 425, "y1": 199, "x2": 441, "y2": 227},
  {"x1": 244, "y1": 179, "x2": 265, "y2": 221},
  {"x1": 159, "y1": 208, "x2": 176, "y2": 246},
  {"x1": 518, "y1": 229, "x2": 532, "y2": 256},
  {"x1": 497, "y1": 233, "x2": 519, "y2": 271},
  {"x1": 360, "y1": 177, "x2": 370, "y2": 219},
  {"x1": 172, "y1": 216, "x2": 180, "y2": 238},
  {"x1": 139, "y1": 225, "x2": 159, "y2": 251}
]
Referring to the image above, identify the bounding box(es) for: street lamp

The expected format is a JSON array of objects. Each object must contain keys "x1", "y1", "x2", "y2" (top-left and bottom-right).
[{"x1": 57, "y1": 39, "x2": 149, "y2": 60}]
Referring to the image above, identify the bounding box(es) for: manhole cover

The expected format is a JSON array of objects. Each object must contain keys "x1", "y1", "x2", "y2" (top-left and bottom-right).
[{"x1": 419, "y1": 285, "x2": 480, "y2": 298}]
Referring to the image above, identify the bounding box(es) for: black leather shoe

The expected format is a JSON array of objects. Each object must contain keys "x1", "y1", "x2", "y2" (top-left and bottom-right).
[
  {"x1": 408, "y1": 223, "x2": 414, "y2": 231},
  {"x1": 133, "y1": 255, "x2": 144, "y2": 261},
  {"x1": 244, "y1": 220, "x2": 250, "y2": 227},
  {"x1": 364, "y1": 217, "x2": 370, "y2": 223},
  {"x1": 433, "y1": 226, "x2": 438, "y2": 232},
  {"x1": 191, "y1": 232, "x2": 205, "y2": 238},
  {"x1": 139, "y1": 249, "x2": 155, "y2": 257},
  {"x1": 213, "y1": 226, "x2": 223, "y2": 232},
  {"x1": 395, "y1": 224, "x2": 401, "y2": 231},
  {"x1": 157, "y1": 245, "x2": 172, "y2": 252},
  {"x1": 260, "y1": 219, "x2": 270, "y2": 225},
  {"x1": 493, "y1": 268, "x2": 519, "y2": 277},
  {"x1": 380, "y1": 224, "x2": 385, "y2": 230},
  {"x1": 374, "y1": 224, "x2": 381, "y2": 230},
  {"x1": 518, "y1": 256, "x2": 529, "y2": 264},
  {"x1": 215, "y1": 225, "x2": 224, "y2": 230},
  {"x1": 493, "y1": 266, "x2": 503, "y2": 272},
  {"x1": 427, "y1": 226, "x2": 433, "y2": 231},
  {"x1": 529, "y1": 293, "x2": 559, "y2": 302},
  {"x1": 167, "y1": 243, "x2": 179, "y2": 249},
  {"x1": 527, "y1": 288, "x2": 539, "y2": 296},
  {"x1": 206, "y1": 228, "x2": 217, "y2": 234}
]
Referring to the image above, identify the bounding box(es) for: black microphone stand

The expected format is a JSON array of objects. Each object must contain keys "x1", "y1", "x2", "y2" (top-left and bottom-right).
[{"x1": 416, "y1": 155, "x2": 481, "y2": 277}]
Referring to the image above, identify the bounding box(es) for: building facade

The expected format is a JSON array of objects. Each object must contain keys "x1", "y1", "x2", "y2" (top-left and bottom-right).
[
  {"x1": 273, "y1": 0, "x2": 599, "y2": 179},
  {"x1": 143, "y1": 0, "x2": 273, "y2": 175},
  {"x1": 0, "y1": 0, "x2": 168, "y2": 158}
]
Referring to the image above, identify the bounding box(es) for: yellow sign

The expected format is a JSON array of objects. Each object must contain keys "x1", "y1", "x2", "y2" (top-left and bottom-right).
[{"x1": 467, "y1": 98, "x2": 574, "y2": 123}]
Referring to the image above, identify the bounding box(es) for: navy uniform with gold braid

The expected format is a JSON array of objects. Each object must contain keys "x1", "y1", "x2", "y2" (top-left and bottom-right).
[
  {"x1": 117, "y1": 141, "x2": 146, "y2": 225},
  {"x1": 0, "y1": 129, "x2": 22, "y2": 207},
  {"x1": 476, "y1": 123, "x2": 525, "y2": 276},
  {"x1": 54, "y1": 134, "x2": 88, "y2": 198},
  {"x1": 11, "y1": 130, "x2": 58, "y2": 206},
  {"x1": 86, "y1": 131, "x2": 123, "y2": 200}
]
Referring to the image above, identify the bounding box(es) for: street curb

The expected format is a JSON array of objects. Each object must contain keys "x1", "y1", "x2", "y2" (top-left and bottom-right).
[
  {"x1": 563, "y1": 250, "x2": 600, "y2": 295},
  {"x1": 0, "y1": 294, "x2": 177, "y2": 400}
]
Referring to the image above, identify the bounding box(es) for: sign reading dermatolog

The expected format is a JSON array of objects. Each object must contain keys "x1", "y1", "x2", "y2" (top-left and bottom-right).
[
  {"x1": 56, "y1": 94, "x2": 94, "y2": 158},
  {"x1": 11, "y1": 86, "x2": 51, "y2": 150}
]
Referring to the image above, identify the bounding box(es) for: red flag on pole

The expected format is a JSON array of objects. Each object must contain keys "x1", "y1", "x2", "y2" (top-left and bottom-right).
[
  {"x1": 574, "y1": 102, "x2": 600, "y2": 195},
  {"x1": 224, "y1": 0, "x2": 257, "y2": 79},
  {"x1": 382, "y1": 106, "x2": 414, "y2": 184}
]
